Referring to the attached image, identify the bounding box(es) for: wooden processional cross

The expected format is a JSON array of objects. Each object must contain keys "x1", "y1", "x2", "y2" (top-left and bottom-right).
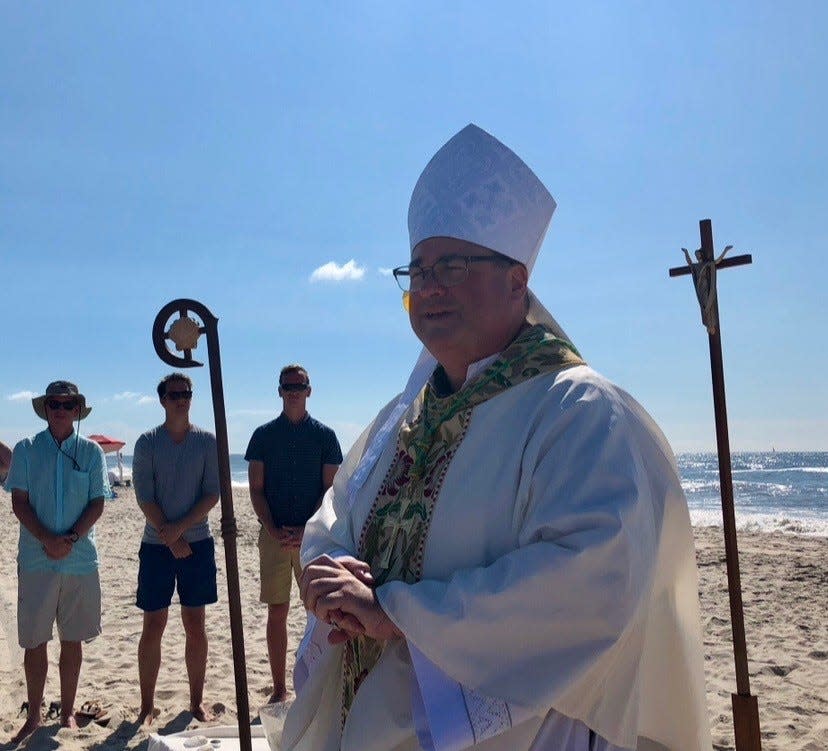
[
  {"x1": 152, "y1": 299, "x2": 252, "y2": 751},
  {"x1": 669, "y1": 219, "x2": 761, "y2": 751}
]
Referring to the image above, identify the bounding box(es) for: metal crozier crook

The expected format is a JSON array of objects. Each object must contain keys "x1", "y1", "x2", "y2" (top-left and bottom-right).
[{"x1": 152, "y1": 298, "x2": 252, "y2": 751}]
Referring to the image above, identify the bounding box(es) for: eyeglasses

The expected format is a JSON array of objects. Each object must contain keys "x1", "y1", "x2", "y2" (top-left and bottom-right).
[
  {"x1": 392, "y1": 254, "x2": 516, "y2": 292},
  {"x1": 165, "y1": 390, "x2": 193, "y2": 401},
  {"x1": 280, "y1": 383, "x2": 309, "y2": 393},
  {"x1": 46, "y1": 399, "x2": 78, "y2": 411}
]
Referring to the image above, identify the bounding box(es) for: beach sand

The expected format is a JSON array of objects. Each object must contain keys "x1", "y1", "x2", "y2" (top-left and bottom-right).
[{"x1": 0, "y1": 485, "x2": 825, "y2": 750}]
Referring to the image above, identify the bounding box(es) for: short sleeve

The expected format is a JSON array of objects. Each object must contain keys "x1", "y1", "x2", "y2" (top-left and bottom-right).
[
  {"x1": 202, "y1": 433, "x2": 221, "y2": 497},
  {"x1": 87, "y1": 443, "x2": 111, "y2": 500},
  {"x1": 5, "y1": 440, "x2": 29, "y2": 493},
  {"x1": 132, "y1": 433, "x2": 155, "y2": 505},
  {"x1": 322, "y1": 427, "x2": 343, "y2": 466},
  {"x1": 244, "y1": 427, "x2": 265, "y2": 462}
]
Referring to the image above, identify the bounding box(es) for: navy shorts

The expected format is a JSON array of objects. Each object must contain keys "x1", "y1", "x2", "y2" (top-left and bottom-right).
[{"x1": 136, "y1": 538, "x2": 218, "y2": 612}]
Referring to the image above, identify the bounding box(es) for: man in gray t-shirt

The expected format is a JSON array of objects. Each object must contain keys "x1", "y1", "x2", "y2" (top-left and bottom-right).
[{"x1": 132, "y1": 372, "x2": 220, "y2": 726}]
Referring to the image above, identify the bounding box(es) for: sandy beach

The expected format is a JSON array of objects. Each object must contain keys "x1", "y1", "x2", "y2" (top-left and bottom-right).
[{"x1": 0, "y1": 485, "x2": 825, "y2": 751}]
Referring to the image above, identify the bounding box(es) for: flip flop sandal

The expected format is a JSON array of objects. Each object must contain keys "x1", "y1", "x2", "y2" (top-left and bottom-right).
[
  {"x1": 18, "y1": 700, "x2": 47, "y2": 716},
  {"x1": 46, "y1": 700, "x2": 61, "y2": 720},
  {"x1": 77, "y1": 700, "x2": 110, "y2": 725}
]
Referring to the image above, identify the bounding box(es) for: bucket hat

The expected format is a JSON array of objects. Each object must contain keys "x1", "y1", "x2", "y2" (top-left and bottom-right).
[{"x1": 32, "y1": 381, "x2": 92, "y2": 420}]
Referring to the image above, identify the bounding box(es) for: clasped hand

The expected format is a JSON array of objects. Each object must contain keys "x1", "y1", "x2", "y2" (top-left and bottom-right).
[
  {"x1": 158, "y1": 521, "x2": 192, "y2": 558},
  {"x1": 158, "y1": 520, "x2": 185, "y2": 545},
  {"x1": 300, "y1": 555, "x2": 402, "y2": 645},
  {"x1": 273, "y1": 525, "x2": 304, "y2": 549},
  {"x1": 43, "y1": 533, "x2": 73, "y2": 560}
]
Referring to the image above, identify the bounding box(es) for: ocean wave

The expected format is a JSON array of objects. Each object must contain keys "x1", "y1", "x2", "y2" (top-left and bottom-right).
[
  {"x1": 730, "y1": 466, "x2": 828, "y2": 474},
  {"x1": 681, "y1": 480, "x2": 719, "y2": 492},
  {"x1": 689, "y1": 509, "x2": 828, "y2": 537}
]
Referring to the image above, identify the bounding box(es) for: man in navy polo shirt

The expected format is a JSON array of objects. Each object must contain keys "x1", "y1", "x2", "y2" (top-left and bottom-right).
[{"x1": 245, "y1": 364, "x2": 342, "y2": 703}]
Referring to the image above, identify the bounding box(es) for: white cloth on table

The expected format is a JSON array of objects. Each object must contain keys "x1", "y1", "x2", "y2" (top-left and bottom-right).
[{"x1": 147, "y1": 725, "x2": 268, "y2": 751}]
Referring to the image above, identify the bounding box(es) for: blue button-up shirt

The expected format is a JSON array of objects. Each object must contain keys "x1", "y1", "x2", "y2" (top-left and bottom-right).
[{"x1": 5, "y1": 429, "x2": 111, "y2": 574}]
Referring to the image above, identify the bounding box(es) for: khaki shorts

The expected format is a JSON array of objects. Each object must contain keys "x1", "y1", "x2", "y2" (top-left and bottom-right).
[
  {"x1": 258, "y1": 526, "x2": 302, "y2": 605},
  {"x1": 18, "y1": 569, "x2": 101, "y2": 649}
]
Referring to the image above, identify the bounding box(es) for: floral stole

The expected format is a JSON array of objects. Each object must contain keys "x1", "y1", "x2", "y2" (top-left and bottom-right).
[{"x1": 340, "y1": 324, "x2": 585, "y2": 722}]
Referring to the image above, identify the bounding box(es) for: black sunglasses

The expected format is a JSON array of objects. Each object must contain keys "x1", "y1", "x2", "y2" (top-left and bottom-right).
[
  {"x1": 46, "y1": 399, "x2": 78, "y2": 411},
  {"x1": 165, "y1": 389, "x2": 193, "y2": 401},
  {"x1": 279, "y1": 383, "x2": 309, "y2": 393}
]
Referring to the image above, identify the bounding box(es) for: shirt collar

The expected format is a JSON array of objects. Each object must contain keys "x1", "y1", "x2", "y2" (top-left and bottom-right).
[
  {"x1": 41, "y1": 427, "x2": 77, "y2": 449},
  {"x1": 430, "y1": 352, "x2": 501, "y2": 397},
  {"x1": 279, "y1": 411, "x2": 310, "y2": 427}
]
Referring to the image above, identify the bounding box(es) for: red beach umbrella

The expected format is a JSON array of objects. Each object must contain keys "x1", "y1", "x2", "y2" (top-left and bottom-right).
[{"x1": 88, "y1": 434, "x2": 127, "y2": 454}]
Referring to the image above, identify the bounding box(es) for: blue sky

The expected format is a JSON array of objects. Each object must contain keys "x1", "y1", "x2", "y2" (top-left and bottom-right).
[{"x1": 2, "y1": 2, "x2": 826, "y2": 455}]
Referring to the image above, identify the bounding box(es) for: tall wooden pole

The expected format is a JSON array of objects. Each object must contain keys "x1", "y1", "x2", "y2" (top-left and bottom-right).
[
  {"x1": 152, "y1": 299, "x2": 252, "y2": 751},
  {"x1": 669, "y1": 220, "x2": 761, "y2": 751}
]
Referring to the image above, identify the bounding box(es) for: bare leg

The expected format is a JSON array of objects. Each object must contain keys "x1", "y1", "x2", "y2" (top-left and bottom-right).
[
  {"x1": 181, "y1": 606, "x2": 213, "y2": 722},
  {"x1": 266, "y1": 602, "x2": 290, "y2": 703},
  {"x1": 59, "y1": 640, "x2": 82, "y2": 728},
  {"x1": 11, "y1": 644, "x2": 47, "y2": 742},
  {"x1": 138, "y1": 609, "x2": 168, "y2": 725}
]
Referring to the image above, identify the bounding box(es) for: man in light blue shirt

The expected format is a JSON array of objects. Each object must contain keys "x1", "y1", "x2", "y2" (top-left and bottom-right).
[{"x1": 5, "y1": 381, "x2": 110, "y2": 743}]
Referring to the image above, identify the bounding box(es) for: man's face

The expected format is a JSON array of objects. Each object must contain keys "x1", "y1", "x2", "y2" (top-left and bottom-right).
[
  {"x1": 45, "y1": 397, "x2": 80, "y2": 432},
  {"x1": 279, "y1": 371, "x2": 311, "y2": 409},
  {"x1": 407, "y1": 238, "x2": 527, "y2": 365},
  {"x1": 161, "y1": 379, "x2": 192, "y2": 419}
]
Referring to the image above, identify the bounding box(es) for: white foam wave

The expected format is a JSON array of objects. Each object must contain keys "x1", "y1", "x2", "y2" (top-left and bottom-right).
[
  {"x1": 689, "y1": 509, "x2": 828, "y2": 537},
  {"x1": 731, "y1": 466, "x2": 828, "y2": 474},
  {"x1": 681, "y1": 480, "x2": 719, "y2": 492}
]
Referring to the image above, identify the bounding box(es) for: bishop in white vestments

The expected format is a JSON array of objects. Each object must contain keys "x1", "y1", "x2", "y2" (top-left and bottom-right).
[{"x1": 282, "y1": 124, "x2": 712, "y2": 751}]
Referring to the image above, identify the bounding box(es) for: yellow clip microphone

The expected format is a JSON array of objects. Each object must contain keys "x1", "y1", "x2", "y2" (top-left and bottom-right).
[{"x1": 402, "y1": 291, "x2": 410, "y2": 312}]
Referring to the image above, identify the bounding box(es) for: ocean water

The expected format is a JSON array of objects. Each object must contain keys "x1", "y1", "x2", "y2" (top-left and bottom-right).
[
  {"x1": 111, "y1": 451, "x2": 828, "y2": 538},
  {"x1": 678, "y1": 452, "x2": 828, "y2": 537}
]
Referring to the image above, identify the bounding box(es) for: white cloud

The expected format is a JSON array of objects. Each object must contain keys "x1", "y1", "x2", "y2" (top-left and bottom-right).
[
  {"x1": 7, "y1": 391, "x2": 36, "y2": 401},
  {"x1": 378, "y1": 267, "x2": 394, "y2": 277},
  {"x1": 309, "y1": 259, "x2": 365, "y2": 283},
  {"x1": 108, "y1": 392, "x2": 155, "y2": 406}
]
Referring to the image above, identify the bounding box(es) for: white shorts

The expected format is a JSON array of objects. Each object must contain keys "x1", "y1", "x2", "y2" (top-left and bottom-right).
[{"x1": 17, "y1": 569, "x2": 102, "y2": 649}]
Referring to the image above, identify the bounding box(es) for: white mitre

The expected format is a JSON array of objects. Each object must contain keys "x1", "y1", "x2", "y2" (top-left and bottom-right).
[
  {"x1": 409, "y1": 123, "x2": 570, "y2": 342},
  {"x1": 409, "y1": 123, "x2": 554, "y2": 275},
  {"x1": 347, "y1": 124, "x2": 573, "y2": 504}
]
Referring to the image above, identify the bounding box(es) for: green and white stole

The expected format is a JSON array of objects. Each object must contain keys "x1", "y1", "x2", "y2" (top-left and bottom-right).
[{"x1": 340, "y1": 324, "x2": 585, "y2": 722}]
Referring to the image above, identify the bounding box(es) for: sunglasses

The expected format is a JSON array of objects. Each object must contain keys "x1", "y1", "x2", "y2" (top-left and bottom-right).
[
  {"x1": 165, "y1": 390, "x2": 193, "y2": 401},
  {"x1": 46, "y1": 399, "x2": 78, "y2": 411},
  {"x1": 279, "y1": 383, "x2": 309, "y2": 393}
]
